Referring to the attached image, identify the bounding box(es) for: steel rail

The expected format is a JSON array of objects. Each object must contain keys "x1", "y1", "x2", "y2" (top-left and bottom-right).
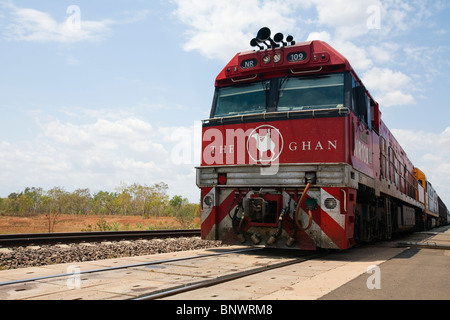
[
  {"x1": 0, "y1": 229, "x2": 201, "y2": 247},
  {"x1": 397, "y1": 241, "x2": 450, "y2": 250}
]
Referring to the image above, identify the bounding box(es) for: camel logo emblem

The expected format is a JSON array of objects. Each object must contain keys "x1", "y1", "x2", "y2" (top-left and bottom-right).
[{"x1": 247, "y1": 125, "x2": 284, "y2": 163}]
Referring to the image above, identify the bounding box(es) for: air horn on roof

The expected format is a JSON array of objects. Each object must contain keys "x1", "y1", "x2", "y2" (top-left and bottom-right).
[{"x1": 250, "y1": 27, "x2": 295, "y2": 50}]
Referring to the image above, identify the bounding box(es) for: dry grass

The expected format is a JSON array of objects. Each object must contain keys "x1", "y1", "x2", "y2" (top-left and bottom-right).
[{"x1": 0, "y1": 214, "x2": 200, "y2": 234}]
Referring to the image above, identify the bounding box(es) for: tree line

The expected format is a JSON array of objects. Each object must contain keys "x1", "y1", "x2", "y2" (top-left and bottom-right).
[{"x1": 0, "y1": 183, "x2": 199, "y2": 225}]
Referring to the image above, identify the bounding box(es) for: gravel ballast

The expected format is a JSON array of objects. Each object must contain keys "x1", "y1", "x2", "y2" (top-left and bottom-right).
[{"x1": 0, "y1": 237, "x2": 225, "y2": 270}]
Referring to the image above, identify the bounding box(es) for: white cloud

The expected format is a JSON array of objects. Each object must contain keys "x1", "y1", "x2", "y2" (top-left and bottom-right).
[
  {"x1": 171, "y1": 0, "x2": 300, "y2": 61},
  {"x1": 363, "y1": 67, "x2": 413, "y2": 92},
  {"x1": 1, "y1": 2, "x2": 110, "y2": 42},
  {"x1": 335, "y1": 40, "x2": 374, "y2": 71},
  {"x1": 308, "y1": 0, "x2": 442, "y2": 39},
  {"x1": 362, "y1": 67, "x2": 415, "y2": 107},
  {"x1": 306, "y1": 31, "x2": 332, "y2": 43},
  {"x1": 0, "y1": 2, "x2": 150, "y2": 43},
  {"x1": 308, "y1": 0, "x2": 383, "y2": 40},
  {"x1": 381, "y1": 91, "x2": 415, "y2": 107},
  {"x1": 0, "y1": 113, "x2": 201, "y2": 202},
  {"x1": 367, "y1": 42, "x2": 400, "y2": 64}
]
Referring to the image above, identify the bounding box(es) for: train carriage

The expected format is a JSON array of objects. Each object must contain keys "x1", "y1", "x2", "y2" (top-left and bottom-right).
[
  {"x1": 438, "y1": 196, "x2": 449, "y2": 226},
  {"x1": 415, "y1": 168, "x2": 440, "y2": 228},
  {"x1": 196, "y1": 28, "x2": 446, "y2": 250}
]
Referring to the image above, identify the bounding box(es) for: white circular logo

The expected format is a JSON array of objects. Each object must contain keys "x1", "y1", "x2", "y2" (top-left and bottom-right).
[{"x1": 247, "y1": 125, "x2": 284, "y2": 163}]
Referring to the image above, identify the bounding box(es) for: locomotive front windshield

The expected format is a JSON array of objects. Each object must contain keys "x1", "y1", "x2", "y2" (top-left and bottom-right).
[
  {"x1": 212, "y1": 73, "x2": 345, "y2": 118},
  {"x1": 278, "y1": 73, "x2": 344, "y2": 111},
  {"x1": 213, "y1": 81, "x2": 269, "y2": 118}
]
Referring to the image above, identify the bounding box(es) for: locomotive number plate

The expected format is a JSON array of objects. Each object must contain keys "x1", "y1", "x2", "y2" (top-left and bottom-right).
[
  {"x1": 241, "y1": 58, "x2": 258, "y2": 69},
  {"x1": 287, "y1": 52, "x2": 307, "y2": 62}
]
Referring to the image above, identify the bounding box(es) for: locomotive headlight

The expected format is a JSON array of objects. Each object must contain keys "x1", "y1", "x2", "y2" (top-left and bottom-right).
[
  {"x1": 273, "y1": 54, "x2": 281, "y2": 63},
  {"x1": 262, "y1": 55, "x2": 271, "y2": 64},
  {"x1": 203, "y1": 195, "x2": 213, "y2": 208}
]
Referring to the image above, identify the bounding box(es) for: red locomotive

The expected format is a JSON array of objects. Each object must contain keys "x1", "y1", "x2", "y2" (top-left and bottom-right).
[{"x1": 196, "y1": 27, "x2": 449, "y2": 250}]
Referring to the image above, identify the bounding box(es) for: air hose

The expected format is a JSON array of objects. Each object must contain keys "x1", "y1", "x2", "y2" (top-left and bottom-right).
[
  {"x1": 295, "y1": 183, "x2": 313, "y2": 231},
  {"x1": 230, "y1": 197, "x2": 245, "y2": 243},
  {"x1": 231, "y1": 203, "x2": 241, "y2": 235}
]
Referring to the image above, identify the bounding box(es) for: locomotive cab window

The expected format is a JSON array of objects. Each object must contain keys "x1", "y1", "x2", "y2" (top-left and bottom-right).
[
  {"x1": 212, "y1": 81, "x2": 269, "y2": 118},
  {"x1": 351, "y1": 76, "x2": 372, "y2": 129},
  {"x1": 211, "y1": 73, "x2": 347, "y2": 118},
  {"x1": 277, "y1": 73, "x2": 345, "y2": 111}
]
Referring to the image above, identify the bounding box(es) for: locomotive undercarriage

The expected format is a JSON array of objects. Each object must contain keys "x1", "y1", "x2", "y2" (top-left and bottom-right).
[
  {"x1": 226, "y1": 187, "x2": 317, "y2": 247},
  {"x1": 354, "y1": 183, "x2": 422, "y2": 243}
]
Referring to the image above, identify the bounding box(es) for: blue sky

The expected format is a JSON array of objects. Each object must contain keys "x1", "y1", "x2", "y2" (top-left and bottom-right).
[{"x1": 0, "y1": 0, "x2": 449, "y2": 206}]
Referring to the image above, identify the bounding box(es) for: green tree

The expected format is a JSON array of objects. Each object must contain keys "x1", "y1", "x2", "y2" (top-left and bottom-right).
[
  {"x1": 175, "y1": 203, "x2": 199, "y2": 228},
  {"x1": 149, "y1": 182, "x2": 170, "y2": 216},
  {"x1": 92, "y1": 191, "x2": 119, "y2": 215},
  {"x1": 68, "y1": 188, "x2": 92, "y2": 215},
  {"x1": 116, "y1": 188, "x2": 132, "y2": 215},
  {"x1": 17, "y1": 194, "x2": 33, "y2": 214},
  {"x1": 169, "y1": 195, "x2": 184, "y2": 210},
  {"x1": 6, "y1": 193, "x2": 20, "y2": 213},
  {"x1": 46, "y1": 187, "x2": 69, "y2": 214},
  {"x1": 126, "y1": 182, "x2": 170, "y2": 217},
  {"x1": 0, "y1": 183, "x2": 198, "y2": 223},
  {"x1": 23, "y1": 187, "x2": 43, "y2": 214}
]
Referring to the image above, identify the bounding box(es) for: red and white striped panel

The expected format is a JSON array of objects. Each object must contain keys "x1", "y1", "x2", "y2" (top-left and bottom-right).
[
  {"x1": 201, "y1": 187, "x2": 351, "y2": 249},
  {"x1": 201, "y1": 187, "x2": 235, "y2": 240},
  {"x1": 319, "y1": 187, "x2": 348, "y2": 249}
]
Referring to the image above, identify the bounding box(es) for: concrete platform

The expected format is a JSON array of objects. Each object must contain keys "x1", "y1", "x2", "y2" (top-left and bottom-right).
[{"x1": 321, "y1": 226, "x2": 450, "y2": 300}]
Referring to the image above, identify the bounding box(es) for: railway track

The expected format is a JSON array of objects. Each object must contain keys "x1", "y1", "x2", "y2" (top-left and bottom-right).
[
  {"x1": 0, "y1": 247, "x2": 254, "y2": 288},
  {"x1": 134, "y1": 249, "x2": 324, "y2": 300},
  {"x1": 0, "y1": 247, "x2": 322, "y2": 300},
  {"x1": 0, "y1": 229, "x2": 201, "y2": 247},
  {"x1": 1, "y1": 227, "x2": 447, "y2": 300}
]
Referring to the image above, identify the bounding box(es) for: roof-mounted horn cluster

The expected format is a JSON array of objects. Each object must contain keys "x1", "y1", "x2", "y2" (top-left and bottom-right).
[{"x1": 250, "y1": 27, "x2": 295, "y2": 50}]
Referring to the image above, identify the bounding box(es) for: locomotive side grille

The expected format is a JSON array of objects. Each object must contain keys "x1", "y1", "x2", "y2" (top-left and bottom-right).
[{"x1": 324, "y1": 198, "x2": 338, "y2": 209}]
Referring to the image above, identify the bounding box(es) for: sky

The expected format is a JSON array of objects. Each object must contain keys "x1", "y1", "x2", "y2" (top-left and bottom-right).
[{"x1": 0, "y1": 0, "x2": 449, "y2": 206}]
